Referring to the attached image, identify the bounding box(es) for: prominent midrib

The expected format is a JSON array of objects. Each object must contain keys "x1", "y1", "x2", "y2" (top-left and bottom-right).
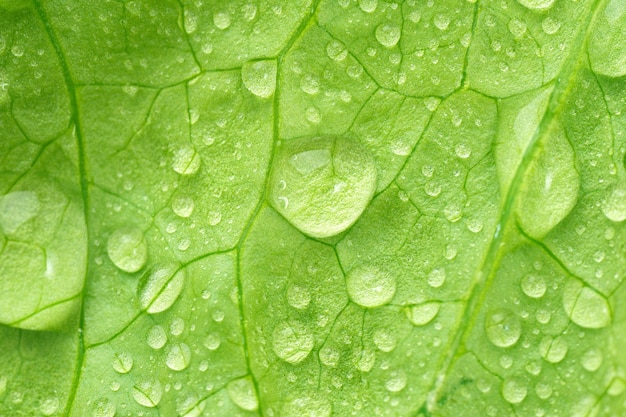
[
  {"x1": 422, "y1": 0, "x2": 607, "y2": 414},
  {"x1": 31, "y1": 1, "x2": 90, "y2": 416}
]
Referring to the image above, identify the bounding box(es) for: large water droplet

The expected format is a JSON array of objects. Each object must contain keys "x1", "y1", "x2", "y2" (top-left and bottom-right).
[
  {"x1": 112, "y1": 351, "x2": 133, "y2": 374},
  {"x1": 602, "y1": 183, "x2": 626, "y2": 222},
  {"x1": 165, "y1": 342, "x2": 191, "y2": 371},
  {"x1": 581, "y1": 348, "x2": 603, "y2": 372},
  {"x1": 138, "y1": 264, "x2": 186, "y2": 314},
  {"x1": 147, "y1": 325, "x2": 167, "y2": 349},
  {"x1": 227, "y1": 376, "x2": 258, "y2": 411},
  {"x1": 516, "y1": 0, "x2": 555, "y2": 10},
  {"x1": 269, "y1": 135, "x2": 377, "y2": 238},
  {"x1": 385, "y1": 370, "x2": 408, "y2": 392},
  {"x1": 282, "y1": 397, "x2": 332, "y2": 417},
  {"x1": 405, "y1": 302, "x2": 441, "y2": 326},
  {"x1": 242, "y1": 60, "x2": 277, "y2": 98},
  {"x1": 485, "y1": 309, "x2": 522, "y2": 348},
  {"x1": 172, "y1": 145, "x2": 201, "y2": 175},
  {"x1": 272, "y1": 320, "x2": 314, "y2": 364},
  {"x1": 539, "y1": 335, "x2": 568, "y2": 363},
  {"x1": 520, "y1": 273, "x2": 546, "y2": 298},
  {"x1": 375, "y1": 23, "x2": 401, "y2": 48},
  {"x1": 562, "y1": 281, "x2": 611, "y2": 329},
  {"x1": 502, "y1": 378, "x2": 527, "y2": 404},
  {"x1": 132, "y1": 380, "x2": 163, "y2": 408},
  {"x1": 346, "y1": 264, "x2": 396, "y2": 308},
  {"x1": 93, "y1": 398, "x2": 116, "y2": 417},
  {"x1": 107, "y1": 227, "x2": 148, "y2": 273}
]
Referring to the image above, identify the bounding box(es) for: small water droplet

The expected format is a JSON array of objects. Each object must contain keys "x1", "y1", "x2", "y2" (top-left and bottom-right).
[
  {"x1": 305, "y1": 106, "x2": 322, "y2": 124},
  {"x1": 204, "y1": 333, "x2": 221, "y2": 351},
  {"x1": 227, "y1": 376, "x2": 258, "y2": 411},
  {"x1": 326, "y1": 40, "x2": 348, "y2": 61},
  {"x1": 283, "y1": 397, "x2": 332, "y2": 417},
  {"x1": 502, "y1": 378, "x2": 527, "y2": 404},
  {"x1": 319, "y1": 346, "x2": 340, "y2": 367},
  {"x1": 427, "y1": 268, "x2": 446, "y2": 288},
  {"x1": 375, "y1": 23, "x2": 401, "y2": 48},
  {"x1": 405, "y1": 302, "x2": 441, "y2": 326},
  {"x1": 433, "y1": 14, "x2": 451, "y2": 31},
  {"x1": 272, "y1": 320, "x2": 314, "y2": 364},
  {"x1": 517, "y1": 0, "x2": 555, "y2": 11},
  {"x1": 147, "y1": 325, "x2": 167, "y2": 349},
  {"x1": 178, "y1": 396, "x2": 206, "y2": 417},
  {"x1": 172, "y1": 195, "x2": 195, "y2": 218},
  {"x1": 541, "y1": 17, "x2": 560, "y2": 35},
  {"x1": 535, "y1": 309, "x2": 551, "y2": 324},
  {"x1": 242, "y1": 60, "x2": 277, "y2": 98},
  {"x1": 213, "y1": 11, "x2": 231, "y2": 30},
  {"x1": 138, "y1": 264, "x2": 186, "y2": 314},
  {"x1": 508, "y1": 18, "x2": 527, "y2": 37},
  {"x1": 534, "y1": 382, "x2": 552, "y2": 400},
  {"x1": 385, "y1": 370, "x2": 407, "y2": 392},
  {"x1": 581, "y1": 348, "x2": 603, "y2": 371},
  {"x1": 358, "y1": 0, "x2": 378, "y2": 13},
  {"x1": 39, "y1": 397, "x2": 59, "y2": 416},
  {"x1": 485, "y1": 309, "x2": 522, "y2": 348},
  {"x1": 373, "y1": 329, "x2": 397, "y2": 352},
  {"x1": 455, "y1": 143, "x2": 471, "y2": 159},
  {"x1": 92, "y1": 398, "x2": 116, "y2": 417},
  {"x1": 521, "y1": 274, "x2": 546, "y2": 298},
  {"x1": 287, "y1": 284, "x2": 311, "y2": 309},
  {"x1": 444, "y1": 204, "x2": 462, "y2": 222},
  {"x1": 165, "y1": 343, "x2": 192, "y2": 371},
  {"x1": 539, "y1": 335, "x2": 568, "y2": 363},
  {"x1": 106, "y1": 227, "x2": 148, "y2": 273},
  {"x1": 346, "y1": 264, "x2": 396, "y2": 308},
  {"x1": 300, "y1": 74, "x2": 320, "y2": 95},
  {"x1": 112, "y1": 351, "x2": 133, "y2": 374},
  {"x1": 132, "y1": 380, "x2": 163, "y2": 408}
]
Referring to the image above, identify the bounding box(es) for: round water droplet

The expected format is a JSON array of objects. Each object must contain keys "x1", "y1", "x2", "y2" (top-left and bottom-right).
[
  {"x1": 521, "y1": 274, "x2": 546, "y2": 298},
  {"x1": 405, "y1": 302, "x2": 441, "y2": 326},
  {"x1": 455, "y1": 143, "x2": 471, "y2": 159},
  {"x1": 300, "y1": 74, "x2": 320, "y2": 95},
  {"x1": 326, "y1": 40, "x2": 348, "y2": 61},
  {"x1": 106, "y1": 227, "x2": 148, "y2": 273},
  {"x1": 427, "y1": 268, "x2": 446, "y2": 288},
  {"x1": 93, "y1": 398, "x2": 116, "y2": 417},
  {"x1": 358, "y1": 0, "x2": 377, "y2": 13},
  {"x1": 242, "y1": 59, "x2": 277, "y2": 98},
  {"x1": 227, "y1": 376, "x2": 258, "y2": 411},
  {"x1": 172, "y1": 195, "x2": 195, "y2": 218},
  {"x1": 541, "y1": 17, "x2": 560, "y2": 35},
  {"x1": 562, "y1": 281, "x2": 611, "y2": 329},
  {"x1": 283, "y1": 396, "x2": 332, "y2": 417},
  {"x1": 355, "y1": 348, "x2": 376, "y2": 372},
  {"x1": 319, "y1": 346, "x2": 340, "y2": 367},
  {"x1": 534, "y1": 382, "x2": 552, "y2": 400},
  {"x1": 0, "y1": 376, "x2": 6, "y2": 396},
  {"x1": 516, "y1": 0, "x2": 555, "y2": 10},
  {"x1": 204, "y1": 333, "x2": 221, "y2": 351},
  {"x1": 502, "y1": 378, "x2": 527, "y2": 404},
  {"x1": 602, "y1": 183, "x2": 626, "y2": 222},
  {"x1": 385, "y1": 370, "x2": 407, "y2": 392},
  {"x1": 132, "y1": 380, "x2": 163, "y2": 408},
  {"x1": 508, "y1": 18, "x2": 527, "y2": 37},
  {"x1": 444, "y1": 204, "x2": 462, "y2": 222},
  {"x1": 165, "y1": 343, "x2": 191, "y2": 371},
  {"x1": 305, "y1": 106, "x2": 321, "y2": 124},
  {"x1": 581, "y1": 348, "x2": 603, "y2": 372},
  {"x1": 172, "y1": 146, "x2": 201, "y2": 175},
  {"x1": 346, "y1": 264, "x2": 396, "y2": 308},
  {"x1": 272, "y1": 320, "x2": 314, "y2": 364},
  {"x1": 485, "y1": 309, "x2": 522, "y2": 348},
  {"x1": 373, "y1": 329, "x2": 397, "y2": 352},
  {"x1": 40, "y1": 397, "x2": 59, "y2": 416},
  {"x1": 269, "y1": 135, "x2": 377, "y2": 238},
  {"x1": 434, "y1": 14, "x2": 451, "y2": 31},
  {"x1": 539, "y1": 335, "x2": 568, "y2": 363},
  {"x1": 112, "y1": 351, "x2": 133, "y2": 374},
  {"x1": 138, "y1": 263, "x2": 186, "y2": 314},
  {"x1": 147, "y1": 325, "x2": 167, "y2": 349},
  {"x1": 476, "y1": 378, "x2": 492, "y2": 393},
  {"x1": 375, "y1": 23, "x2": 401, "y2": 48},
  {"x1": 287, "y1": 284, "x2": 311, "y2": 309},
  {"x1": 213, "y1": 11, "x2": 231, "y2": 29}
]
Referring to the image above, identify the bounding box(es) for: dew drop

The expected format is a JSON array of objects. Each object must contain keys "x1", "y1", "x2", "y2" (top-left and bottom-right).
[
  {"x1": 428, "y1": 268, "x2": 446, "y2": 288},
  {"x1": 405, "y1": 302, "x2": 441, "y2": 326},
  {"x1": 282, "y1": 397, "x2": 332, "y2": 417},
  {"x1": 172, "y1": 195, "x2": 195, "y2": 218},
  {"x1": 227, "y1": 376, "x2": 258, "y2": 411},
  {"x1": 138, "y1": 264, "x2": 186, "y2": 314},
  {"x1": 601, "y1": 183, "x2": 626, "y2": 222},
  {"x1": 319, "y1": 346, "x2": 340, "y2": 367},
  {"x1": 562, "y1": 281, "x2": 611, "y2": 329},
  {"x1": 92, "y1": 398, "x2": 116, "y2": 417},
  {"x1": 581, "y1": 348, "x2": 603, "y2": 372},
  {"x1": 287, "y1": 284, "x2": 311, "y2": 309},
  {"x1": 272, "y1": 320, "x2": 314, "y2": 364},
  {"x1": 106, "y1": 227, "x2": 148, "y2": 273},
  {"x1": 346, "y1": 264, "x2": 396, "y2": 308},
  {"x1": 455, "y1": 143, "x2": 472, "y2": 159},
  {"x1": 444, "y1": 204, "x2": 462, "y2": 222},
  {"x1": 204, "y1": 333, "x2": 221, "y2": 351},
  {"x1": 485, "y1": 309, "x2": 522, "y2": 348},
  {"x1": 521, "y1": 274, "x2": 546, "y2": 298},
  {"x1": 172, "y1": 145, "x2": 201, "y2": 175},
  {"x1": 40, "y1": 397, "x2": 59, "y2": 416},
  {"x1": 385, "y1": 370, "x2": 407, "y2": 392},
  {"x1": 508, "y1": 18, "x2": 527, "y2": 37},
  {"x1": 177, "y1": 396, "x2": 206, "y2": 417},
  {"x1": 375, "y1": 24, "x2": 401, "y2": 48},
  {"x1": 147, "y1": 325, "x2": 167, "y2": 349},
  {"x1": 213, "y1": 11, "x2": 231, "y2": 30},
  {"x1": 242, "y1": 60, "x2": 277, "y2": 98},
  {"x1": 539, "y1": 335, "x2": 568, "y2": 363},
  {"x1": 476, "y1": 378, "x2": 492, "y2": 393},
  {"x1": 169, "y1": 317, "x2": 185, "y2": 336},
  {"x1": 541, "y1": 17, "x2": 561, "y2": 35},
  {"x1": 300, "y1": 74, "x2": 320, "y2": 95},
  {"x1": 305, "y1": 106, "x2": 322, "y2": 124},
  {"x1": 355, "y1": 348, "x2": 376, "y2": 372},
  {"x1": 373, "y1": 329, "x2": 397, "y2": 352},
  {"x1": 207, "y1": 211, "x2": 222, "y2": 226},
  {"x1": 326, "y1": 40, "x2": 348, "y2": 61},
  {"x1": 516, "y1": 0, "x2": 555, "y2": 10},
  {"x1": 358, "y1": 0, "x2": 378, "y2": 13},
  {"x1": 433, "y1": 14, "x2": 451, "y2": 31},
  {"x1": 132, "y1": 380, "x2": 163, "y2": 408},
  {"x1": 502, "y1": 378, "x2": 527, "y2": 404},
  {"x1": 534, "y1": 382, "x2": 552, "y2": 400},
  {"x1": 0, "y1": 191, "x2": 40, "y2": 235},
  {"x1": 112, "y1": 351, "x2": 133, "y2": 374},
  {"x1": 165, "y1": 343, "x2": 192, "y2": 371}
]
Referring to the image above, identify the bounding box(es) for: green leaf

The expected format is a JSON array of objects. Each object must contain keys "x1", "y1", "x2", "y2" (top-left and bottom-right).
[{"x1": 1, "y1": 0, "x2": 625, "y2": 416}]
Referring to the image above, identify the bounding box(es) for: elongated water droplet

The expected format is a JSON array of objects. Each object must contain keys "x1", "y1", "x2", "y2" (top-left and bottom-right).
[
  {"x1": 562, "y1": 281, "x2": 611, "y2": 329},
  {"x1": 132, "y1": 380, "x2": 163, "y2": 408},
  {"x1": 107, "y1": 227, "x2": 148, "y2": 273},
  {"x1": 427, "y1": 268, "x2": 446, "y2": 288},
  {"x1": 138, "y1": 264, "x2": 186, "y2": 314},
  {"x1": 213, "y1": 11, "x2": 231, "y2": 29},
  {"x1": 272, "y1": 320, "x2": 314, "y2": 364},
  {"x1": 165, "y1": 342, "x2": 191, "y2": 371},
  {"x1": 485, "y1": 309, "x2": 522, "y2": 348},
  {"x1": 346, "y1": 264, "x2": 396, "y2": 308},
  {"x1": 405, "y1": 302, "x2": 441, "y2": 326},
  {"x1": 242, "y1": 60, "x2": 277, "y2": 98},
  {"x1": 112, "y1": 351, "x2": 133, "y2": 374},
  {"x1": 227, "y1": 376, "x2": 258, "y2": 411}
]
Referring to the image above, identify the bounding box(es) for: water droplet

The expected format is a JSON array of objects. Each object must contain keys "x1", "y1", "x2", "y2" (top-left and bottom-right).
[
  {"x1": 517, "y1": 0, "x2": 555, "y2": 10},
  {"x1": 521, "y1": 274, "x2": 546, "y2": 298},
  {"x1": 272, "y1": 320, "x2": 314, "y2": 364},
  {"x1": 534, "y1": 382, "x2": 552, "y2": 399},
  {"x1": 485, "y1": 309, "x2": 522, "y2": 348},
  {"x1": 405, "y1": 302, "x2": 441, "y2": 326},
  {"x1": 112, "y1": 351, "x2": 133, "y2": 374},
  {"x1": 172, "y1": 195, "x2": 194, "y2": 218},
  {"x1": 444, "y1": 204, "x2": 462, "y2": 222},
  {"x1": 467, "y1": 218, "x2": 483, "y2": 233},
  {"x1": 355, "y1": 348, "x2": 376, "y2": 372},
  {"x1": 132, "y1": 380, "x2": 163, "y2": 408},
  {"x1": 346, "y1": 264, "x2": 396, "y2": 308},
  {"x1": 106, "y1": 227, "x2": 148, "y2": 273},
  {"x1": 40, "y1": 397, "x2": 59, "y2": 416},
  {"x1": 602, "y1": 183, "x2": 626, "y2": 222},
  {"x1": 541, "y1": 17, "x2": 560, "y2": 35},
  {"x1": 138, "y1": 264, "x2": 186, "y2": 314},
  {"x1": 300, "y1": 74, "x2": 320, "y2": 95},
  {"x1": 502, "y1": 378, "x2": 527, "y2": 404},
  {"x1": 213, "y1": 11, "x2": 231, "y2": 29},
  {"x1": 147, "y1": 325, "x2": 167, "y2": 349},
  {"x1": 269, "y1": 136, "x2": 377, "y2": 238},
  {"x1": 358, "y1": 0, "x2": 377, "y2": 13},
  {"x1": 165, "y1": 342, "x2": 191, "y2": 371},
  {"x1": 242, "y1": 4, "x2": 257, "y2": 21},
  {"x1": 319, "y1": 346, "x2": 340, "y2": 367},
  {"x1": 227, "y1": 376, "x2": 258, "y2": 411},
  {"x1": 424, "y1": 181, "x2": 442, "y2": 197},
  {"x1": 385, "y1": 370, "x2": 407, "y2": 392},
  {"x1": 608, "y1": 379, "x2": 626, "y2": 396},
  {"x1": 535, "y1": 309, "x2": 551, "y2": 324},
  {"x1": 499, "y1": 355, "x2": 513, "y2": 369},
  {"x1": 242, "y1": 59, "x2": 277, "y2": 98},
  {"x1": 92, "y1": 398, "x2": 116, "y2": 417},
  {"x1": 177, "y1": 396, "x2": 206, "y2": 417},
  {"x1": 424, "y1": 97, "x2": 440, "y2": 112},
  {"x1": 581, "y1": 348, "x2": 603, "y2": 372},
  {"x1": 305, "y1": 106, "x2": 322, "y2": 124},
  {"x1": 562, "y1": 281, "x2": 611, "y2": 329},
  {"x1": 375, "y1": 24, "x2": 401, "y2": 48},
  {"x1": 172, "y1": 145, "x2": 201, "y2": 175},
  {"x1": 455, "y1": 143, "x2": 471, "y2": 159},
  {"x1": 283, "y1": 397, "x2": 332, "y2": 417},
  {"x1": 0, "y1": 376, "x2": 6, "y2": 395},
  {"x1": 373, "y1": 329, "x2": 397, "y2": 352},
  {"x1": 539, "y1": 335, "x2": 568, "y2": 363},
  {"x1": 508, "y1": 18, "x2": 527, "y2": 37},
  {"x1": 433, "y1": 14, "x2": 451, "y2": 31},
  {"x1": 169, "y1": 317, "x2": 185, "y2": 336},
  {"x1": 427, "y1": 268, "x2": 446, "y2": 288},
  {"x1": 204, "y1": 333, "x2": 221, "y2": 351},
  {"x1": 326, "y1": 40, "x2": 348, "y2": 61},
  {"x1": 287, "y1": 284, "x2": 311, "y2": 309}
]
